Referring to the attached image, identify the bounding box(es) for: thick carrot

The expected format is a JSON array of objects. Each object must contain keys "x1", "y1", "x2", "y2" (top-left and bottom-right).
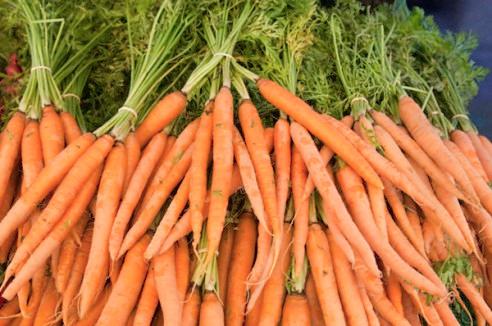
[
  {"x1": 39, "y1": 106, "x2": 65, "y2": 163},
  {"x1": 0, "y1": 112, "x2": 24, "y2": 205},
  {"x1": 176, "y1": 237, "x2": 191, "y2": 301},
  {"x1": 190, "y1": 103, "x2": 213, "y2": 248},
  {"x1": 33, "y1": 278, "x2": 59, "y2": 326},
  {"x1": 257, "y1": 78, "x2": 382, "y2": 188},
  {"x1": 480, "y1": 135, "x2": 492, "y2": 159},
  {"x1": 79, "y1": 143, "x2": 127, "y2": 317},
  {"x1": 305, "y1": 273, "x2": 324, "y2": 326},
  {"x1": 206, "y1": 87, "x2": 234, "y2": 264},
  {"x1": 144, "y1": 172, "x2": 190, "y2": 260},
  {"x1": 290, "y1": 122, "x2": 378, "y2": 276},
  {"x1": 327, "y1": 231, "x2": 368, "y2": 326},
  {"x1": 217, "y1": 224, "x2": 235, "y2": 304},
  {"x1": 451, "y1": 130, "x2": 488, "y2": 180},
  {"x1": 274, "y1": 118, "x2": 291, "y2": 229},
  {"x1": 307, "y1": 223, "x2": 346, "y2": 326},
  {"x1": 62, "y1": 225, "x2": 93, "y2": 325},
  {"x1": 135, "y1": 90, "x2": 187, "y2": 146},
  {"x1": 119, "y1": 144, "x2": 193, "y2": 258},
  {"x1": 182, "y1": 289, "x2": 201, "y2": 326},
  {"x1": 199, "y1": 292, "x2": 224, "y2": 326},
  {"x1": 281, "y1": 294, "x2": 311, "y2": 326},
  {"x1": 225, "y1": 212, "x2": 257, "y2": 326},
  {"x1": 133, "y1": 269, "x2": 158, "y2": 326},
  {"x1": 110, "y1": 133, "x2": 166, "y2": 260},
  {"x1": 468, "y1": 131, "x2": 492, "y2": 181},
  {"x1": 21, "y1": 119, "x2": 44, "y2": 190},
  {"x1": 60, "y1": 111, "x2": 81, "y2": 145},
  {"x1": 456, "y1": 274, "x2": 492, "y2": 324},
  {"x1": 154, "y1": 246, "x2": 182, "y2": 326},
  {"x1": 123, "y1": 132, "x2": 141, "y2": 193},
  {"x1": 96, "y1": 235, "x2": 150, "y2": 325},
  {"x1": 264, "y1": 127, "x2": 274, "y2": 153},
  {"x1": 0, "y1": 174, "x2": 17, "y2": 264}
]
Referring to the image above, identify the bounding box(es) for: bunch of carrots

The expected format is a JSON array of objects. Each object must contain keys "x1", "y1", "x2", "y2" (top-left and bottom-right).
[{"x1": 1, "y1": 0, "x2": 492, "y2": 325}]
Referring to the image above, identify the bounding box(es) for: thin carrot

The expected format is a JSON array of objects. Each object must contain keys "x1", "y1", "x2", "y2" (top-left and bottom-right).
[
  {"x1": 451, "y1": 130, "x2": 488, "y2": 180},
  {"x1": 33, "y1": 278, "x2": 59, "y2": 326},
  {"x1": 133, "y1": 270, "x2": 158, "y2": 326},
  {"x1": 225, "y1": 212, "x2": 257, "y2": 326},
  {"x1": 401, "y1": 292, "x2": 421, "y2": 326},
  {"x1": 456, "y1": 274, "x2": 492, "y2": 324},
  {"x1": 245, "y1": 291, "x2": 263, "y2": 326},
  {"x1": 154, "y1": 246, "x2": 182, "y2": 326},
  {"x1": 199, "y1": 292, "x2": 224, "y2": 326},
  {"x1": 402, "y1": 283, "x2": 443, "y2": 326},
  {"x1": 357, "y1": 282, "x2": 380, "y2": 326},
  {"x1": 290, "y1": 122, "x2": 378, "y2": 276},
  {"x1": 96, "y1": 235, "x2": 150, "y2": 325},
  {"x1": 327, "y1": 230, "x2": 368, "y2": 326},
  {"x1": 60, "y1": 111, "x2": 81, "y2": 145},
  {"x1": 79, "y1": 143, "x2": 127, "y2": 317},
  {"x1": 17, "y1": 271, "x2": 47, "y2": 326},
  {"x1": 281, "y1": 294, "x2": 311, "y2": 326},
  {"x1": 386, "y1": 272, "x2": 403, "y2": 315},
  {"x1": 402, "y1": 196, "x2": 425, "y2": 258},
  {"x1": 123, "y1": 132, "x2": 141, "y2": 193},
  {"x1": 182, "y1": 289, "x2": 201, "y2": 326},
  {"x1": 247, "y1": 223, "x2": 272, "y2": 292},
  {"x1": 257, "y1": 78, "x2": 382, "y2": 188},
  {"x1": 274, "y1": 118, "x2": 291, "y2": 229},
  {"x1": 468, "y1": 131, "x2": 492, "y2": 181},
  {"x1": 217, "y1": 224, "x2": 235, "y2": 304},
  {"x1": 176, "y1": 237, "x2": 191, "y2": 301},
  {"x1": 135, "y1": 90, "x2": 187, "y2": 146},
  {"x1": 110, "y1": 132, "x2": 166, "y2": 260},
  {"x1": 39, "y1": 106, "x2": 65, "y2": 163},
  {"x1": 434, "y1": 300, "x2": 460, "y2": 326},
  {"x1": 305, "y1": 273, "x2": 324, "y2": 326},
  {"x1": 190, "y1": 103, "x2": 213, "y2": 249}
]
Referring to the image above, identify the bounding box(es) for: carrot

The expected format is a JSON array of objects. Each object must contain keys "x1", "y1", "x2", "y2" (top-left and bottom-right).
[
  {"x1": 55, "y1": 214, "x2": 89, "y2": 293},
  {"x1": 305, "y1": 273, "x2": 324, "y2": 326},
  {"x1": 274, "y1": 118, "x2": 291, "y2": 228},
  {"x1": 257, "y1": 78, "x2": 382, "y2": 188},
  {"x1": 264, "y1": 127, "x2": 274, "y2": 153},
  {"x1": 190, "y1": 103, "x2": 213, "y2": 249},
  {"x1": 434, "y1": 300, "x2": 460, "y2": 326},
  {"x1": 217, "y1": 224, "x2": 235, "y2": 304},
  {"x1": 182, "y1": 289, "x2": 201, "y2": 326},
  {"x1": 386, "y1": 272, "x2": 403, "y2": 315},
  {"x1": 154, "y1": 246, "x2": 182, "y2": 326},
  {"x1": 306, "y1": 223, "x2": 346, "y2": 326},
  {"x1": 205, "y1": 86, "x2": 234, "y2": 264},
  {"x1": 327, "y1": 230, "x2": 368, "y2": 326},
  {"x1": 0, "y1": 112, "x2": 24, "y2": 205},
  {"x1": 281, "y1": 294, "x2": 311, "y2": 326},
  {"x1": 119, "y1": 144, "x2": 193, "y2": 258},
  {"x1": 238, "y1": 99, "x2": 279, "y2": 241},
  {"x1": 451, "y1": 130, "x2": 488, "y2": 180},
  {"x1": 160, "y1": 211, "x2": 193, "y2": 254},
  {"x1": 245, "y1": 291, "x2": 263, "y2": 326},
  {"x1": 60, "y1": 111, "x2": 81, "y2": 145},
  {"x1": 354, "y1": 255, "x2": 410, "y2": 326},
  {"x1": 370, "y1": 110, "x2": 464, "y2": 200},
  {"x1": 456, "y1": 274, "x2": 492, "y2": 324},
  {"x1": 402, "y1": 197, "x2": 425, "y2": 256},
  {"x1": 133, "y1": 270, "x2": 158, "y2": 326},
  {"x1": 176, "y1": 237, "x2": 191, "y2": 301},
  {"x1": 21, "y1": 120, "x2": 44, "y2": 190},
  {"x1": 290, "y1": 122, "x2": 378, "y2": 276},
  {"x1": 62, "y1": 225, "x2": 93, "y2": 325},
  {"x1": 225, "y1": 212, "x2": 257, "y2": 326},
  {"x1": 96, "y1": 235, "x2": 150, "y2": 325},
  {"x1": 0, "y1": 297, "x2": 19, "y2": 326},
  {"x1": 144, "y1": 172, "x2": 191, "y2": 260},
  {"x1": 33, "y1": 278, "x2": 59, "y2": 326},
  {"x1": 357, "y1": 284, "x2": 380, "y2": 326},
  {"x1": 199, "y1": 292, "x2": 224, "y2": 326},
  {"x1": 480, "y1": 135, "x2": 492, "y2": 158},
  {"x1": 123, "y1": 132, "x2": 141, "y2": 193},
  {"x1": 135, "y1": 90, "x2": 186, "y2": 146},
  {"x1": 246, "y1": 222, "x2": 272, "y2": 291},
  {"x1": 79, "y1": 143, "x2": 127, "y2": 317},
  {"x1": 401, "y1": 292, "x2": 421, "y2": 326},
  {"x1": 468, "y1": 131, "x2": 492, "y2": 181},
  {"x1": 398, "y1": 97, "x2": 478, "y2": 203},
  {"x1": 110, "y1": 132, "x2": 166, "y2": 260},
  {"x1": 337, "y1": 165, "x2": 445, "y2": 296},
  {"x1": 16, "y1": 271, "x2": 47, "y2": 326},
  {"x1": 39, "y1": 106, "x2": 65, "y2": 163}
]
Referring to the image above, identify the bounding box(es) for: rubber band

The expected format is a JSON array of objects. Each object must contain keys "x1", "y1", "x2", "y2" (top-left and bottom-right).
[
  {"x1": 430, "y1": 111, "x2": 441, "y2": 116},
  {"x1": 62, "y1": 93, "x2": 81, "y2": 102},
  {"x1": 30, "y1": 65, "x2": 52, "y2": 72},
  {"x1": 452, "y1": 114, "x2": 469, "y2": 120},
  {"x1": 213, "y1": 52, "x2": 234, "y2": 60},
  {"x1": 350, "y1": 96, "x2": 369, "y2": 105},
  {"x1": 118, "y1": 106, "x2": 137, "y2": 118}
]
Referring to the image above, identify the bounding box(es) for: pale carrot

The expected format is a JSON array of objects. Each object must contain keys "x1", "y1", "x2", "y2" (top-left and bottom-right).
[
  {"x1": 386, "y1": 272, "x2": 403, "y2": 315},
  {"x1": 357, "y1": 282, "x2": 380, "y2": 326},
  {"x1": 39, "y1": 106, "x2": 65, "y2": 163},
  {"x1": 33, "y1": 278, "x2": 59, "y2": 326},
  {"x1": 401, "y1": 292, "x2": 421, "y2": 326},
  {"x1": 456, "y1": 274, "x2": 492, "y2": 324},
  {"x1": 434, "y1": 300, "x2": 460, "y2": 326}
]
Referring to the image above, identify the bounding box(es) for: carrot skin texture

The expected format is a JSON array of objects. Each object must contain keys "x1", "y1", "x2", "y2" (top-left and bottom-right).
[
  {"x1": 154, "y1": 247, "x2": 182, "y2": 326},
  {"x1": 217, "y1": 225, "x2": 235, "y2": 304},
  {"x1": 451, "y1": 130, "x2": 488, "y2": 181},
  {"x1": 40, "y1": 106, "x2": 65, "y2": 163},
  {"x1": 281, "y1": 294, "x2": 311, "y2": 326},
  {"x1": 33, "y1": 278, "x2": 59, "y2": 326},
  {"x1": 176, "y1": 237, "x2": 191, "y2": 301},
  {"x1": 60, "y1": 111, "x2": 81, "y2": 145}
]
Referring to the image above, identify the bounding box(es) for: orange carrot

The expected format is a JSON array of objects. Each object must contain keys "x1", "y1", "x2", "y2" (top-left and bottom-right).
[
  {"x1": 327, "y1": 230, "x2": 368, "y2": 326},
  {"x1": 274, "y1": 118, "x2": 291, "y2": 228},
  {"x1": 33, "y1": 278, "x2": 59, "y2": 326},
  {"x1": 480, "y1": 135, "x2": 492, "y2": 159},
  {"x1": 245, "y1": 291, "x2": 263, "y2": 326},
  {"x1": 133, "y1": 270, "x2": 158, "y2": 326},
  {"x1": 110, "y1": 132, "x2": 166, "y2": 260},
  {"x1": 357, "y1": 283, "x2": 380, "y2": 326},
  {"x1": 135, "y1": 90, "x2": 187, "y2": 146},
  {"x1": 281, "y1": 294, "x2": 311, "y2": 326},
  {"x1": 175, "y1": 237, "x2": 191, "y2": 301},
  {"x1": 21, "y1": 119, "x2": 44, "y2": 190},
  {"x1": 217, "y1": 224, "x2": 235, "y2": 304},
  {"x1": 434, "y1": 300, "x2": 460, "y2": 326},
  {"x1": 386, "y1": 272, "x2": 403, "y2": 315},
  {"x1": 60, "y1": 111, "x2": 81, "y2": 145},
  {"x1": 401, "y1": 292, "x2": 421, "y2": 326},
  {"x1": 123, "y1": 132, "x2": 141, "y2": 193},
  {"x1": 264, "y1": 127, "x2": 274, "y2": 153},
  {"x1": 451, "y1": 130, "x2": 488, "y2": 180},
  {"x1": 0, "y1": 297, "x2": 19, "y2": 326},
  {"x1": 154, "y1": 246, "x2": 182, "y2": 326},
  {"x1": 247, "y1": 223, "x2": 272, "y2": 292},
  {"x1": 456, "y1": 274, "x2": 492, "y2": 324},
  {"x1": 225, "y1": 212, "x2": 257, "y2": 326},
  {"x1": 305, "y1": 273, "x2": 324, "y2": 326},
  {"x1": 468, "y1": 131, "x2": 492, "y2": 181},
  {"x1": 257, "y1": 78, "x2": 382, "y2": 188},
  {"x1": 182, "y1": 289, "x2": 201, "y2": 326},
  {"x1": 199, "y1": 292, "x2": 224, "y2": 326},
  {"x1": 190, "y1": 103, "x2": 213, "y2": 248},
  {"x1": 96, "y1": 235, "x2": 150, "y2": 325},
  {"x1": 39, "y1": 106, "x2": 65, "y2": 163}
]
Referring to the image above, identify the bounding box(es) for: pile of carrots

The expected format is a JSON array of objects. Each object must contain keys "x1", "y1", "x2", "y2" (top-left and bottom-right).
[{"x1": 1, "y1": 0, "x2": 492, "y2": 325}]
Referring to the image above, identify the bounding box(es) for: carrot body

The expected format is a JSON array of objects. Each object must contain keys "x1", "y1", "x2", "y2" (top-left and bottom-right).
[
  {"x1": 135, "y1": 91, "x2": 186, "y2": 146},
  {"x1": 175, "y1": 237, "x2": 191, "y2": 301},
  {"x1": 305, "y1": 273, "x2": 324, "y2": 326},
  {"x1": 199, "y1": 292, "x2": 224, "y2": 326},
  {"x1": 217, "y1": 225, "x2": 235, "y2": 304},
  {"x1": 328, "y1": 231, "x2": 368, "y2": 326},
  {"x1": 451, "y1": 130, "x2": 488, "y2": 180},
  {"x1": 60, "y1": 111, "x2": 81, "y2": 145},
  {"x1": 206, "y1": 87, "x2": 234, "y2": 264},
  {"x1": 40, "y1": 106, "x2": 64, "y2": 163},
  {"x1": 123, "y1": 132, "x2": 141, "y2": 193},
  {"x1": 154, "y1": 247, "x2": 182, "y2": 326},
  {"x1": 468, "y1": 131, "x2": 492, "y2": 181},
  {"x1": 225, "y1": 212, "x2": 257, "y2": 326},
  {"x1": 21, "y1": 119, "x2": 43, "y2": 190},
  {"x1": 96, "y1": 235, "x2": 150, "y2": 325},
  {"x1": 257, "y1": 78, "x2": 382, "y2": 188},
  {"x1": 33, "y1": 279, "x2": 59, "y2": 326},
  {"x1": 133, "y1": 269, "x2": 159, "y2": 326},
  {"x1": 79, "y1": 143, "x2": 127, "y2": 317},
  {"x1": 274, "y1": 118, "x2": 291, "y2": 228},
  {"x1": 182, "y1": 289, "x2": 201, "y2": 326},
  {"x1": 190, "y1": 103, "x2": 213, "y2": 248},
  {"x1": 281, "y1": 294, "x2": 311, "y2": 326},
  {"x1": 110, "y1": 132, "x2": 166, "y2": 260},
  {"x1": 0, "y1": 298, "x2": 19, "y2": 326},
  {"x1": 264, "y1": 127, "x2": 274, "y2": 153},
  {"x1": 434, "y1": 300, "x2": 460, "y2": 326},
  {"x1": 386, "y1": 272, "x2": 403, "y2": 315},
  {"x1": 456, "y1": 274, "x2": 492, "y2": 324}
]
